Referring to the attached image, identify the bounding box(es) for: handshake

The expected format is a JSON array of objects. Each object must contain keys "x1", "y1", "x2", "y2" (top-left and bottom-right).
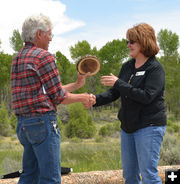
[
  {"x1": 63, "y1": 72, "x2": 118, "y2": 110},
  {"x1": 78, "y1": 73, "x2": 119, "y2": 109},
  {"x1": 80, "y1": 93, "x2": 96, "y2": 109}
]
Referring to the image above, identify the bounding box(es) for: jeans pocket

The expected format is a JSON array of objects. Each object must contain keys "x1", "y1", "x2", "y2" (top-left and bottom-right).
[
  {"x1": 24, "y1": 120, "x2": 47, "y2": 145},
  {"x1": 153, "y1": 126, "x2": 166, "y2": 138},
  {"x1": 16, "y1": 122, "x2": 24, "y2": 145}
]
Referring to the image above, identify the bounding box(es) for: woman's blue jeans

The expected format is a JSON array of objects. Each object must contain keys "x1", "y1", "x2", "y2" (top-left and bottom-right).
[
  {"x1": 121, "y1": 126, "x2": 166, "y2": 184},
  {"x1": 16, "y1": 111, "x2": 61, "y2": 184}
]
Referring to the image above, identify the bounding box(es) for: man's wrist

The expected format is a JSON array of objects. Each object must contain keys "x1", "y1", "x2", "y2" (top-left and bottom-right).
[{"x1": 75, "y1": 82, "x2": 82, "y2": 89}]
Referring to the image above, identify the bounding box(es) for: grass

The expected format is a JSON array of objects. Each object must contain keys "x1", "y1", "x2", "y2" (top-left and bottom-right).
[
  {"x1": 61, "y1": 138, "x2": 121, "y2": 172},
  {"x1": 0, "y1": 137, "x2": 23, "y2": 176},
  {"x1": 0, "y1": 137, "x2": 121, "y2": 176},
  {"x1": 0, "y1": 109, "x2": 180, "y2": 177}
]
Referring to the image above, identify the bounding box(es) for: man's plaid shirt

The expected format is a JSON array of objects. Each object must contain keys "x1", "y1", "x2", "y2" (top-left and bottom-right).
[{"x1": 11, "y1": 42, "x2": 68, "y2": 116}]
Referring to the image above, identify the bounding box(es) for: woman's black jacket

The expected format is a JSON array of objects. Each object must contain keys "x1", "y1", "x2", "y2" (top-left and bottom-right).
[{"x1": 94, "y1": 56, "x2": 167, "y2": 133}]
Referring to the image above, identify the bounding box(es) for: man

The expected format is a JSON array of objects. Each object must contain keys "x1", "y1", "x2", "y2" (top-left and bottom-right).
[{"x1": 11, "y1": 14, "x2": 95, "y2": 184}]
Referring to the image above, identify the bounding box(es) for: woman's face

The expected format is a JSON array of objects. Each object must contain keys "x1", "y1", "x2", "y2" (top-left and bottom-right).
[{"x1": 127, "y1": 40, "x2": 141, "y2": 59}]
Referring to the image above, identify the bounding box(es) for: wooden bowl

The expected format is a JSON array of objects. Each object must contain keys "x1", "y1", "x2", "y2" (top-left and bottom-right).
[{"x1": 77, "y1": 55, "x2": 100, "y2": 76}]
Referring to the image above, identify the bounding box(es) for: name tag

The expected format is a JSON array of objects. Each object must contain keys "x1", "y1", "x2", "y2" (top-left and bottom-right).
[{"x1": 135, "y1": 71, "x2": 145, "y2": 76}]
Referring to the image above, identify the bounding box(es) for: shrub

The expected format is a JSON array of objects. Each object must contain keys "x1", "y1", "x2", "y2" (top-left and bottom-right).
[
  {"x1": 10, "y1": 112, "x2": 17, "y2": 133},
  {"x1": 0, "y1": 102, "x2": 12, "y2": 136},
  {"x1": 57, "y1": 115, "x2": 63, "y2": 130},
  {"x1": 95, "y1": 135, "x2": 104, "y2": 143},
  {"x1": 65, "y1": 103, "x2": 96, "y2": 138},
  {"x1": 99, "y1": 121, "x2": 121, "y2": 137},
  {"x1": 99, "y1": 126, "x2": 109, "y2": 137},
  {"x1": 167, "y1": 119, "x2": 180, "y2": 132},
  {"x1": 57, "y1": 104, "x2": 70, "y2": 124},
  {"x1": 160, "y1": 131, "x2": 180, "y2": 165}
]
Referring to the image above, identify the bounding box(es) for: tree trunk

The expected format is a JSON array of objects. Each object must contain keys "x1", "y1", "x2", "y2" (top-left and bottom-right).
[{"x1": 1, "y1": 165, "x2": 179, "y2": 184}]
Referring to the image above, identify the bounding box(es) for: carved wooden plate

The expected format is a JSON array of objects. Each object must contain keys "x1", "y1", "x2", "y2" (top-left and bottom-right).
[{"x1": 77, "y1": 55, "x2": 100, "y2": 76}]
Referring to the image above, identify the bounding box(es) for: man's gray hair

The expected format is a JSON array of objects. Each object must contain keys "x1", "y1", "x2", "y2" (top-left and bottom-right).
[{"x1": 21, "y1": 13, "x2": 52, "y2": 43}]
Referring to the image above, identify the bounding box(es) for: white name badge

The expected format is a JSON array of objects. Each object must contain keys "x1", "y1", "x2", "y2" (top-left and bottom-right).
[{"x1": 135, "y1": 71, "x2": 145, "y2": 76}]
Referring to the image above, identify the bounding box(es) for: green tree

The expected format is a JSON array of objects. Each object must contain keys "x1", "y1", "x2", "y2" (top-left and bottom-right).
[
  {"x1": 0, "y1": 102, "x2": 12, "y2": 136},
  {"x1": 0, "y1": 52, "x2": 12, "y2": 111},
  {"x1": 157, "y1": 29, "x2": 180, "y2": 118},
  {"x1": 65, "y1": 103, "x2": 96, "y2": 138},
  {"x1": 70, "y1": 40, "x2": 98, "y2": 63},
  {"x1": 9, "y1": 29, "x2": 23, "y2": 53},
  {"x1": 157, "y1": 29, "x2": 179, "y2": 59},
  {"x1": 55, "y1": 51, "x2": 76, "y2": 84},
  {"x1": 160, "y1": 56, "x2": 180, "y2": 118},
  {"x1": 98, "y1": 39, "x2": 129, "y2": 76},
  {"x1": 69, "y1": 40, "x2": 100, "y2": 95},
  {"x1": 0, "y1": 52, "x2": 12, "y2": 91}
]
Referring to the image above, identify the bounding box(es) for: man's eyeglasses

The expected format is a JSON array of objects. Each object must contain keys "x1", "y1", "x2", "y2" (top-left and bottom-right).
[
  {"x1": 50, "y1": 33, "x2": 54, "y2": 39},
  {"x1": 126, "y1": 40, "x2": 136, "y2": 45},
  {"x1": 42, "y1": 30, "x2": 54, "y2": 39}
]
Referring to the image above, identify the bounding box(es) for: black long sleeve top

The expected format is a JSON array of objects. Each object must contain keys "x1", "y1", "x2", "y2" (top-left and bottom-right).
[{"x1": 94, "y1": 56, "x2": 167, "y2": 133}]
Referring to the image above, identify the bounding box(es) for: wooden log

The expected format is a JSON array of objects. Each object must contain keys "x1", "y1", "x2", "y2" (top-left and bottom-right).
[{"x1": 0, "y1": 165, "x2": 179, "y2": 184}]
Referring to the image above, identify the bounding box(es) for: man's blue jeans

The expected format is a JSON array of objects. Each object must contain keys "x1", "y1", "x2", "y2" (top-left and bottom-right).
[
  {"x1": 16, "y1": 111, "x2": 61, "y2": 184},
  {"x1": 121, "y1": 126, "x2": 166, "y2": 184}
]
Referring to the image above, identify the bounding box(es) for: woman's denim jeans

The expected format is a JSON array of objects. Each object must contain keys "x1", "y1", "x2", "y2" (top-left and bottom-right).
[
  {"x1": 121, "y1": 126, "x2": 166, "y2": 184},
  {"x1": 16, "y1": 111, "x2": 61, "y2": 184}
]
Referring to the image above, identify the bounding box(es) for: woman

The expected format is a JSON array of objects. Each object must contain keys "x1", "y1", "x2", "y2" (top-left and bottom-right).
[{"x1": 94, "y1": 23, "x2": 166, "y2": 184}]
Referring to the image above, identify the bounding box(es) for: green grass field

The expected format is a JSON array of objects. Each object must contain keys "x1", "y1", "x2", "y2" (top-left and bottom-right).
[
  {"x1": 0, "y1": 109, "x2": 180, "y2": 177},
  {"x1": 0, "y1": 137, "x2": 121, "y2": 176},
  {"x1": 61, "y1": 138, "x2": 122, "y2": 172}
]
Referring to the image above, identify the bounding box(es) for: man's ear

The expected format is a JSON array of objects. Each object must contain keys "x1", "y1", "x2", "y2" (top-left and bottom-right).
[{"x1": 36, "y1": 29, "x2": 42, "y2": 40}]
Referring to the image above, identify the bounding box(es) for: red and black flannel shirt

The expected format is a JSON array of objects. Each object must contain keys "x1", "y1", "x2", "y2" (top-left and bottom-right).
[{"x1": 11, "y1": 42, "x2": 68, "y2": 116}]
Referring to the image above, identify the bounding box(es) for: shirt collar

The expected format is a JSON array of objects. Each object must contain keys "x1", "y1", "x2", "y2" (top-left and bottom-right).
[{"x1": 25, "y1": 42, "x2": 35, "y2": 47}]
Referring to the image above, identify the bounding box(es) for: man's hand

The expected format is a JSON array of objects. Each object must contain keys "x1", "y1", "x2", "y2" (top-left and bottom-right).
[
  {"x1": 62, "y1": 72, "x2": 91, "y2": 92},
  {"x1": 81, "y1": 93, "x2": 96, "y2": 109},
  {"x1": 101, "y1": 73, "x2": 118, "y2": 86},
  {"x1": 75, "y1": 72, "x2": 91, "y2": 88},
  {"x1": 89, "y1": 94, "x2": 96, "y2": 107}
]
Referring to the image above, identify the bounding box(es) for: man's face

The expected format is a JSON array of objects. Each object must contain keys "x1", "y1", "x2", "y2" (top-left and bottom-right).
[{"x1": 36, "y1": 29, "x2": 53, "y2": 50}]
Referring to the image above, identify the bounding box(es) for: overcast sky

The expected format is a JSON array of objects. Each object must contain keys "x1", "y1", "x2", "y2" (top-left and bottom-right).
[{"x1": 0, "y1": 0, "x2": 180, "y2": 61}]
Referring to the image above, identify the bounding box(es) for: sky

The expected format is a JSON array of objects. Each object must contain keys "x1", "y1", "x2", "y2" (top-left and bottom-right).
[{"x1": 0, "y1": 0, "x2": 180, "y2": 61}]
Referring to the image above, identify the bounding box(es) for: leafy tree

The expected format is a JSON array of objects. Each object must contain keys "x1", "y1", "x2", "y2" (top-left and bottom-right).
[
  {"x1": 69, "y1": 40, "x2": 100, "y2": 95},
  {"x1": 94, "y1": 39, "x2": 129, "y2": 108},
  {"x1": 160, "y1": 56, "x2": 180, "y2": 118},
  {"x1": 55, "y1": 51, "x2": 76, "y2": 84},
  {"x1": 9, "y1": 29, "x2": 23, "y2": 53},
  {"x1": 0, "y1": 52, "x2": 12, "y2": 92},
  {"x1": 157, "y1": 29, "x2": 179, "y2": 59},
  {"x1": 65, "y1": 103, "x2": 96, "y2": 138},
  {"x1": 98, "y1": 39, "x2": 129, "y2": 76},
  {"x1": 0, "y1": 102, "x2": 12, "y2": 136},
  {"x1": 70, "y1": 40, "x2": 98, "y2": 63},
  {"x1": 158, "y1": 29, "x2": 180, "y2": 118}
]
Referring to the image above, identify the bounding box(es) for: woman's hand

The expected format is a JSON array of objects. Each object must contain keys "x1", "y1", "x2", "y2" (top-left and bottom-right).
[
  {"x1": 101, "y1": 73, "x2": 118, "y2": 86},
  {"x1": 81, "y1": 93, "x2": 96, "y2": 109}
]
